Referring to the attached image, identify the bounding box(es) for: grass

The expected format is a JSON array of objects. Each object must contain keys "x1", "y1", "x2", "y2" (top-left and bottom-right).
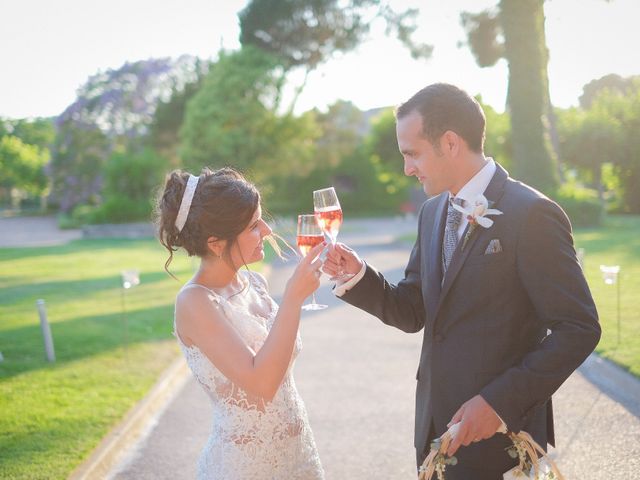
[
  {"x1": 0, "y1": 237, "x2": 265, "y2": 479},
  {"x1": 397, "y1": 215, "x2": 640, "y2": 377},
  {"x1": 573, "y1": 215, "x2": 640, "y2": 377}
]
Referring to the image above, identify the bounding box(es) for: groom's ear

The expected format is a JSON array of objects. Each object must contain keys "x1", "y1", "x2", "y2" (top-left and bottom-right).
[{"x1": 441, "y1": 130, "x2": 461, "y2": 156}]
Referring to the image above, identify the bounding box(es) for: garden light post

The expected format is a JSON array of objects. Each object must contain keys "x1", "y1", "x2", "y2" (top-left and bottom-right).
[
  {"x1": 36, "y1": 299, "x2": 56, "y2": 362},
  {"x1": 120, "y1": 270, "x2": 140, "y2": 360},
  {"x1": 599, "y1": 265, "x2": 621, "y2": 346}
]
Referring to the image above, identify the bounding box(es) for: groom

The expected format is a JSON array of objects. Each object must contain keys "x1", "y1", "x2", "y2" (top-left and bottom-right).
[{"x1": 323, "y1": 83, "x2": 601, "y2": 479}]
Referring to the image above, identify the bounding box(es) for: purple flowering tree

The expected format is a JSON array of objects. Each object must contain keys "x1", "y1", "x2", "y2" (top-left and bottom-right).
[{"x1": 49, "y1": 55, "x2": 205, "y2": 212}]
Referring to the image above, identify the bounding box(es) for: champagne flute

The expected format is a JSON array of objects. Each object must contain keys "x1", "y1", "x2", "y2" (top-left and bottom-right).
[
  {"x1": 297, "y1": 214, "x2": 328, "y2": 311},
  {"x1": 313, "y1": 187, "x2": 343, "y2": 245},
  {"x1": 313, "y1": 187, "x2": 350, "y2": 280}
]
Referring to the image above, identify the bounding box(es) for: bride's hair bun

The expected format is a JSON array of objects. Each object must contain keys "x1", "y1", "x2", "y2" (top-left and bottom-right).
[{"x1": 155, "y1": 166, "x2": 260, "y2": 275}]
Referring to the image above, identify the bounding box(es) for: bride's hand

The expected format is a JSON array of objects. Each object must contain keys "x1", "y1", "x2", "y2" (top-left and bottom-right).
[{"x1": 284, "y1": 241, "x2": 326, "y2": 303}]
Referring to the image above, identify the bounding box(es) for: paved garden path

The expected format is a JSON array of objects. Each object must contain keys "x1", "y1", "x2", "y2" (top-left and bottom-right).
[{"x1": 0, "y1": 215, "x2": 81, "y2": 247}]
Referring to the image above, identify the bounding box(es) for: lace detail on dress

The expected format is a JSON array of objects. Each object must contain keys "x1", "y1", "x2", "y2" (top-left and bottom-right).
[{"x1": 174, "y1": 271, "x2": 324, "y2": 479}]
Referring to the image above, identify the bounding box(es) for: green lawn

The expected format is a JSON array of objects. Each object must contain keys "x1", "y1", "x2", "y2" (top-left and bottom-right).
[
  {"x1": 0, "y1": 238, "x2": 248, "y2": 479},
  {"x1": 398, "y1": 215, "x2": 640, "y2": 377},
  {"x1": 573, "y1": 215, "x2": 640, "y2": 377}
]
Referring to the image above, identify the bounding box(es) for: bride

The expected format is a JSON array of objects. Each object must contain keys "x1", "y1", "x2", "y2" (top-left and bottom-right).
[{"x1": 156, "y1": 167, "x2": 325, "y2": 479}]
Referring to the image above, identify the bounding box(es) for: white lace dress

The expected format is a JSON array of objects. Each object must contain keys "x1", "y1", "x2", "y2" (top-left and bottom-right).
[{"x1": 174, "y1": 271, "x2": 324, "y2": 480}]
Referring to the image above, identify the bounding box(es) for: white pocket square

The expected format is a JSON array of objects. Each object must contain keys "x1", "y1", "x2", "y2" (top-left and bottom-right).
[{"x1": 484, "y1": 239, "x2": 503, "y2": 255}]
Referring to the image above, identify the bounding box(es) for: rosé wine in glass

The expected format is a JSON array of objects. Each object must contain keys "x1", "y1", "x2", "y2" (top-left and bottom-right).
[
  {"x1": 297, "y1": 234, "x2": 325, "y2": 257},
  {"x1": 297, "y1": 214, "x2": 327, "y2": 311},
  {"x1": 314, "y1": 206, "x2": 343, "y2": 244},
  {"x1": 313, "y1": 187, "x2": 343, "y2": 244}
]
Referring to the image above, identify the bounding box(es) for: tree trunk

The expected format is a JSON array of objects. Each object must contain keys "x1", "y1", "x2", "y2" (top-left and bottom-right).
[{"x1": 500, "y1": 0, "x2": 558, "y2": 194}]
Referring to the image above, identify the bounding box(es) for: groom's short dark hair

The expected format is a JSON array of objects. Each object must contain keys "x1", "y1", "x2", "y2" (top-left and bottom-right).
[{"x1": 396, "y1": 83, "x2": 486, "y2": 153}]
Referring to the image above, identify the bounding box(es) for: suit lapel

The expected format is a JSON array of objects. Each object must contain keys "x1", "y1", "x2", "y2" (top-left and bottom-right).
[
  {"x1": 425, "y1": 193, "x2": 448, "y2": 331},
  {"x1": 434, "y1": 163, "x2": 509, "y2": 321}
]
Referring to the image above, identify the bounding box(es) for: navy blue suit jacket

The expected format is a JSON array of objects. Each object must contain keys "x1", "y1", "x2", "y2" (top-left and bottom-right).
[{"x1": 340, "y1": 164, "x2": 601, "y2": 471}]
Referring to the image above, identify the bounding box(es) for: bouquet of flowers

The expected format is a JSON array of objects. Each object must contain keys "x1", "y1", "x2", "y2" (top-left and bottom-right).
[{"x1": 418, "y1": 429, "x2": 564, "y2": 480}]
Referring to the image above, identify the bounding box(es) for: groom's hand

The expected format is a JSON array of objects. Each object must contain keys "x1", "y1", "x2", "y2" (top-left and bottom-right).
[
  {"x1": 323, "y1": 242, "x2": 364, "y2": 277},
  {"x1": 446, "y1": 395, "x2": 502, "y2": 457}
]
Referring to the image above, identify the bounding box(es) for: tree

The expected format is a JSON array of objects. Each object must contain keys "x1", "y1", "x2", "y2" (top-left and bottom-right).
[
  {"x1": 0, "y1": 136, "x2": 48, "y2": 199},
  {"x1": 557, "y1": 106, "x2": 623, "y2": 203},
  {"x1": 265, "y1": 100, "x2": 366, "y2": 215},
  {"x1": 579, "y1": 74, "x2": 640, "y2": 109},
  {"x1": 240, "y1": 0, "x2": 431, "y2": 68},
  {"x1": 268, "y1": 104, "x2": 410, "y2": 215},
  {"x1": 180, "y1": 47, "x2": 320, "y2": 185},
  {"x1": 593, "y1": 82, "x2": 640, "y2": 213},
  {"x1": 558, "y1": 77, "x2": 640, "y2": 214},
  {"x1": 58, "y1": 56, "x2": 203, "y2": 142},
  {"x1": 311, "y1": 100, "x2": 365, "y2": 169},
  {"x1": 365, "y1": 107, "x2": 413, "y2": 194},
  {"x1": 51, "y1": 56, "x2": 202, "y2": 212},
  {"x1": 2, "y1": 117, "x2": 55, "y2": 148},
  {"x1": 49, "y1": 121, "x2": 109, "y2": 212},
  {"x1": 461, "y1": 0, "x2": 558, "y2": 193},
  {"x1": 364, "y1": 108, "x2": 399, "y2": 171},
  {"x1": 239, "y1": 0, "x2": 431, "y2": 110},
  {"x1": 239, "y1": 0, "x2": 369, "y2": 71},
  {"x1": 150, "y1": 60, "x2": 210, "y2": 167},
  {"x1": 0, "y1": 118, "x2": 54, "y2": 206},
  {"x1": 473, "y1": 96, "x2": 513, "y2": 174}
]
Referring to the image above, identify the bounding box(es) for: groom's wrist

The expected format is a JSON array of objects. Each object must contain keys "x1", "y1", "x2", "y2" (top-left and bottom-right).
[
  {"x1": 333, "y1": 262, "x2": 367, "y2": 297},
  {"x1": 478, "y1": 393, "x2": 508, "y2": 434}
]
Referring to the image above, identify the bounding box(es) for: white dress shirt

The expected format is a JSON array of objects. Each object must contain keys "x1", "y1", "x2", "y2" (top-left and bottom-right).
[{"x1": 453, "y1": 158, "x2": 496, "y2": 241}]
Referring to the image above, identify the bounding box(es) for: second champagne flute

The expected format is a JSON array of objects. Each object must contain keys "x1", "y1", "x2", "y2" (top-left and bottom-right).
[
  {"x1": 313, "y1": 186, "x2": 352, "y2": 281},
  {"x1": 297, "y1": 214, "x2": 327, "y2": 311},
  {"x1": 313, "y1": 187, "x2": 343, "y2": 245}
]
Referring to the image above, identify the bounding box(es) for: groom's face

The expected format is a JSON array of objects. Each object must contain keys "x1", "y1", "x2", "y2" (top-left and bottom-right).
[{"x1": 396, "y1": 110, "x2": 451, "y2": 197}]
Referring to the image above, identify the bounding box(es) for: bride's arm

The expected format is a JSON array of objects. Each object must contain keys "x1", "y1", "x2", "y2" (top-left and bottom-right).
[{"x1": 175, "y1": 241, "x2": 325, "y2": 401}]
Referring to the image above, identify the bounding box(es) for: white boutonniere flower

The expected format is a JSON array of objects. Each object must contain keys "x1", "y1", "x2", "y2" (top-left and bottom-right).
[{"x1": 452, "y1": 194, "x2": 503, "y2": 251}]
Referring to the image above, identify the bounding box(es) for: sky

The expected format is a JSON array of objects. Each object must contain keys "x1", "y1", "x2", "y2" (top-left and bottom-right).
[{"x1": 1, "y1": 0, "x2": 639, "y2": 120}]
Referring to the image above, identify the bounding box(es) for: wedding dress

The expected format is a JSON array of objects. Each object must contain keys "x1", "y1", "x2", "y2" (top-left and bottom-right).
[{"x1": 174, "y1": 270, "x2": 324, "y2": 479}]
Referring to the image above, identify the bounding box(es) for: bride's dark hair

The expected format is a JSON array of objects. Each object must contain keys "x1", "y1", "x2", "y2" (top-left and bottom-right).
[{"x1": 155, "y1": 166, "x2": 262, "y2": 276}]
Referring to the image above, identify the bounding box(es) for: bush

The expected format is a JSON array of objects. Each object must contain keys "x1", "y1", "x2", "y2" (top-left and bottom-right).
[
  {"x1": 57, "y1": 204, "x2": 99, "y2": 229},
  {"x1": 91, "y1": 148, "x2": 168, "y2": 224},
  {"x1": 89, "y1": 196, "x2": 152, "y2": 224},
  {"x1": 58, "y1": 148, "x2": 168, "y2": 226},
  {"x1": 57, "y1": 212, "x2": 81, "y2": 230},
  {"x1": 554, "y1": 183, "x2": 604, "y2": 227},
  {"x1": 103, "y1": 148, "x2": 168, "y2": 202}
]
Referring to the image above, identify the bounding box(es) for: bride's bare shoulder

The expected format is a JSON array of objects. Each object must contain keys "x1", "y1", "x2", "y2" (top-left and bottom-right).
[{"x1": 176, "y1": 284, "x2": 223, "y2": 320}]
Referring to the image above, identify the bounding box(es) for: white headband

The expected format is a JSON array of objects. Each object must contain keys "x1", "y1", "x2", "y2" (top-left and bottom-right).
[{"x1": 175, "y1": 174, "x2": 199, "y2": 232}]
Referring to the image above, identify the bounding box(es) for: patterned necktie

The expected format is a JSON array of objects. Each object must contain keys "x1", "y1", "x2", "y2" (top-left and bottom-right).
[{"x1": 442, "y1": 197, "x2": 464, "y2": 274}]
